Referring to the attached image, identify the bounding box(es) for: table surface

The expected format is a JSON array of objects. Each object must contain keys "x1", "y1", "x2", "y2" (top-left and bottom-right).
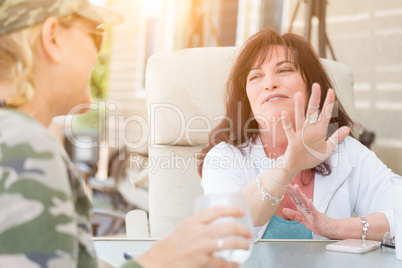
[{"x1": 93, "y1": 238, "x2": 399, "y2": 268}]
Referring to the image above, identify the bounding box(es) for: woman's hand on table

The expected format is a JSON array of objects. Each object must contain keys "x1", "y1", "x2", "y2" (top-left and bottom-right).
[
  {"x1": 279, "y1": 83, "x2": 350, "y2": 177},
  {"x1": 282, "y1": 184, "x2": 339, "y2": 239}
]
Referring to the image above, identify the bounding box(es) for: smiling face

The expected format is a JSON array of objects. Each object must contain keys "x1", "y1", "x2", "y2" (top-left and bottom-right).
[{"x1": 246, "y1": 45, "x2": 307, "y2": 129}]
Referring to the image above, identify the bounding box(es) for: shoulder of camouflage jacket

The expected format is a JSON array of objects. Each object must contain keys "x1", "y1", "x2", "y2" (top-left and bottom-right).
[{"x1": 0, "y1": 109, "x2": 96, "y2": 267}]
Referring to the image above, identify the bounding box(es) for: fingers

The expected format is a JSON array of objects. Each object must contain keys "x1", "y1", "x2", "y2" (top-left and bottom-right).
[
  {"x1": 318, "y1": 88, "x2": 335, "y2": 124},
  {"x1": 215, "y1": 236, "x2": 250, "y2": 251},
  {"x1": 196, "y1": 206, "x2": 245, "y2": 224},
  {"x1": 201, "y1": 235, "x2": 251, "y2": 253},
  {"x1": 305, "y1": 83, "x2": 321, "y2": 121},
  {"x1": 287, "y1": 185, "x2": 312, "y2": 216},
  {"x1": 281, "y1": 111, "x2": 295, "y2": 140},
  {"x1": 286, "y1": 185, "x2": 301, "y2": 206},
  {"x1": 293, "y1": 184, "x2": 309, "y2": 208},
  {"x1": 290, "y1": 185, "x2": 320, "y2": 216},
  {"x1": 326, "y1": 126, "x2": 351, "y2": 150},
  {"x1": 291, "y1": 184, "x2": 315, "y2": 216},
  {"x1": 307, "y1": 199, "x2": 318, "y2": 217},
  {"x1": 294, "y1": 91, "x2": 305, "y2": 131},
  {"x1": 282, "y1": 208, "x2": 303, "y2": 222},
  {"x1": 192, "y1": 234, "x2": 250, "y2": 260},
  {"x1": 207, "y1": 221, "x2": 252, "y2": 239},
  {"x1": 205, "y1": 236, "x2": 250, "y2": 268}
]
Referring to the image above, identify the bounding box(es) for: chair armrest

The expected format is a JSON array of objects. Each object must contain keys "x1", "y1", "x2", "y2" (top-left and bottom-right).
[{"x1": 126, "y1": 209, "x2": 150, "y2": 239}]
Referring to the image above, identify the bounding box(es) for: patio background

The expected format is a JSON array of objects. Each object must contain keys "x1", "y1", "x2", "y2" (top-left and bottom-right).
[{"x1": 106, "y1": 0, "x2": 402, "y2": 175}]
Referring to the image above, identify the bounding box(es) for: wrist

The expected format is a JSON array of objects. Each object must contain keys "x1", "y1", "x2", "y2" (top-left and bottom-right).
[
  {"x1": 258, "y1": 168, "x2": 295, "y2": 201},
  {"x1": 360, "y1": 216, "x2": 369, "y2": 240},
  {"x1": 329, "y1": 218, "x2": 342, "y2": 240},
  {"x1": 328, "y1": 217, "x2": 368, "y2": 240},
  {"x1": 274, "y1": 156, "x2": 299, "y2": 179},
  {"x1": 271, "y1": 159, "x2": 298, "y2": 183}
]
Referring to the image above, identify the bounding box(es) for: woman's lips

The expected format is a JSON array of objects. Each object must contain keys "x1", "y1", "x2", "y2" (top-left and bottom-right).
[{"x1": 262, "y1": 94, "x2": 288, "y2": 104}]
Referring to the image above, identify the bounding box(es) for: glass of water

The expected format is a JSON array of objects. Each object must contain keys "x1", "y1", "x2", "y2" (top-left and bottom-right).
[{"x1": 194, "y1": 191, "x2": 254, "y2": 263}]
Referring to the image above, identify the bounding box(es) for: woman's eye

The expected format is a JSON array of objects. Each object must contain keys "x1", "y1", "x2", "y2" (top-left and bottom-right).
[
  {"x1": 278, "y1": 68, "x2": 292, "y2": 73},
  {"x1": 249, "y1": 75, "x2": 260, "y2": 81}
]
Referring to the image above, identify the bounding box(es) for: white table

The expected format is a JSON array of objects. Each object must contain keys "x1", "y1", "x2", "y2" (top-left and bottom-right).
[{"x1": 93, "y1": 238, "x2": 399, "y2": 267}]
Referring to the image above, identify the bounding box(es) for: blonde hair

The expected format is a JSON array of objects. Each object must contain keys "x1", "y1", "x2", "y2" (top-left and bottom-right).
[
  {"x1": 0, "y1": 15, "x2": 78, "y2": 108},
  {"x1": 0, "y1": 24, "x2": 42, "y2": 107}
]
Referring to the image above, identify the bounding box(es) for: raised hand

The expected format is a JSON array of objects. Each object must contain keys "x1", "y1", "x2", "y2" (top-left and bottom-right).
[{"x1": 279, "y1": 83, "x2": 350, "y2": 176}]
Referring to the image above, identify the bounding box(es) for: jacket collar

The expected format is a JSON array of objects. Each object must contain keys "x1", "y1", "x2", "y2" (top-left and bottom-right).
[{"x1": 313, "y1": 143, "x2": 354, "y2": 214}]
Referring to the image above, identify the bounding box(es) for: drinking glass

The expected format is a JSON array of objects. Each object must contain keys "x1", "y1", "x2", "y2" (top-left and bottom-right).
[{"x1": 194, "y1": 192, "x2": 254, "y2": 263}]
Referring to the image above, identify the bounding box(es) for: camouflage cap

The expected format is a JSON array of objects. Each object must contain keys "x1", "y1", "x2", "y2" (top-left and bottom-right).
[{"x1": 0, "y1": 0, "x2": 124, "y2": 36}]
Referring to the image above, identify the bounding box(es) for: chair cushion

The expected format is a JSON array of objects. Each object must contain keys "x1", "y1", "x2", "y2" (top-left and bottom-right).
[{"x1": 148, "y1": 146, "x2": 203, "y2": 238}]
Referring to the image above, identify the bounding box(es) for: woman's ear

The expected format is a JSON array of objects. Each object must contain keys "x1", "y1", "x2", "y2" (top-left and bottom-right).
[{"x1": 39, "y1": 17, "x2": 64, "y2": 63}]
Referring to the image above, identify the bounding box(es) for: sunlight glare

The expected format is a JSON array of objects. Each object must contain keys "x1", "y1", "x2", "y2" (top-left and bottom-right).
[
  {"x1": 142, "y1": 0, "x2": 163, "y2": 18},
  {"x1": 89, "y1": 0, "x2": 107, "y2": 6}
]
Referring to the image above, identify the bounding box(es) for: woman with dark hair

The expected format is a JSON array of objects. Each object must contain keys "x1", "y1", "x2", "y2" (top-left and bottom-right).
[{"x1": 199, "y1": 29, "x2": 396, "y2": 241}]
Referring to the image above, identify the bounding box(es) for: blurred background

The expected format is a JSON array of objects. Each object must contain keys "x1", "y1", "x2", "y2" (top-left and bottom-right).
[
  {"x1": 55, "y1": 0, "x2": 401, "y2": 235},
  {"x1": 104, "y1": 0, "x2": 402, "y2": 172}
]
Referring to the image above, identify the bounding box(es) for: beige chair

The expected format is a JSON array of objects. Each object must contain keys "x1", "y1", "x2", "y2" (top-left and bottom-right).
[{"x1": 145, "y1": 46, "x2": 358, "y2": 238}]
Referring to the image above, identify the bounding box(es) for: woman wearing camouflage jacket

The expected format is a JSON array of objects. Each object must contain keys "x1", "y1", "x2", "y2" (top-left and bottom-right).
[{"x1": 0, "y1": 1, "x2": 251, "y2": 267}]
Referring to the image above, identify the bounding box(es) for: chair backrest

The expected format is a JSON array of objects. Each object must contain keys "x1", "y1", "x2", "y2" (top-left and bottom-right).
[{"x1": 145, "y1": 46, "x2": 357, "y2": 238}]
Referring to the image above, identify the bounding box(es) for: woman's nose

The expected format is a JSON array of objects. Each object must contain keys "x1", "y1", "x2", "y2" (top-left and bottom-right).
[{"x1": 264, "y1": 75, "x2": 279, "y2": 91}]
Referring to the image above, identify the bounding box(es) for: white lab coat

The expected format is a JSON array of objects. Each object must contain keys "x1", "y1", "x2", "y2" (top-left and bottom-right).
[{"x1": 201, "y1": 136, "x2": 395, "y2": 240}]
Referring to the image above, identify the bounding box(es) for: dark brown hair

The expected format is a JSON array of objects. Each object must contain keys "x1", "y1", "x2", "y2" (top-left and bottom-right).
[{"x1": 197, "y1": 29, "x2": 354, "y2": 181}]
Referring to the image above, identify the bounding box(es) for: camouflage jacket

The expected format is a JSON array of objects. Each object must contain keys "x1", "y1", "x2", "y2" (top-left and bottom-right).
[{"x1": 0, "y1": 109, "x2": 140, "y2": 268}]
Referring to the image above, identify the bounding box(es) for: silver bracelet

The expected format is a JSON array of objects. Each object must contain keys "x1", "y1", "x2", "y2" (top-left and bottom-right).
[
  {"x1": 256, "y1": 175, "x2": 284, "y2": 205},
  {"x1": 360, "y1": 216, "x2": 369, "y2": 240},
  {"x1": 260, "y1": 173, "x2": 289, "y2": 188}
]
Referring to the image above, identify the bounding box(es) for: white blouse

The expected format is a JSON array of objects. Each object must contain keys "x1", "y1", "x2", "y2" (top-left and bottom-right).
[{"x1": 201, "y1": 136, "x2": 395, "y2": 240}]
